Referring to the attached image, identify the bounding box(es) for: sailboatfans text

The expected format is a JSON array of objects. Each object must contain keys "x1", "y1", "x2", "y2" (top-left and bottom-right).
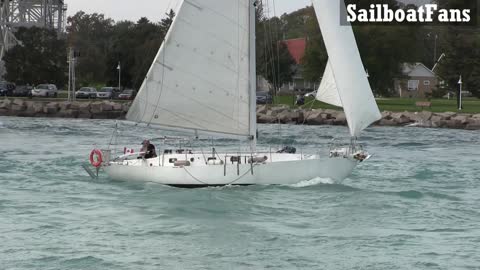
[{"x1": 346, "y1": 4, "x2": 473, "y2": 24}]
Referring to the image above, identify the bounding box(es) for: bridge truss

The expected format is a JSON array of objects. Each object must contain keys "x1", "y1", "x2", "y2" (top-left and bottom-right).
[{"x1": 0, "y1": 0, "x2": 67, "y2": 71}]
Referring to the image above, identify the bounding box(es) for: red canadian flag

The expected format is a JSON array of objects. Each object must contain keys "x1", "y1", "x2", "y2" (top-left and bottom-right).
[{"x1": 124, "y1": 147, "x2": 135, "y2": 155}]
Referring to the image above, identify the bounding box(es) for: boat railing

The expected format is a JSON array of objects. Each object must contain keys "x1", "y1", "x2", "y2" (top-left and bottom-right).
[
  {"x1": 328, "y1": 139, "x2": 364, "y2": 158},
  {"x1": 101, "y1": 149, "x2": 112, "y2": 163}
]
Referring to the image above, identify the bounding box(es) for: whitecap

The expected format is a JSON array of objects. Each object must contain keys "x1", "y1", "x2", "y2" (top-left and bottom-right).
[{"x1": 290, "y1": 177, "x2": 335, "y2": 188}]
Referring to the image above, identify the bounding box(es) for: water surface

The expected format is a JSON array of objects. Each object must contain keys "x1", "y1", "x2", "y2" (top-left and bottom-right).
[{"x1": 0, "y1": 117, "x2": 479, "y2": 269}]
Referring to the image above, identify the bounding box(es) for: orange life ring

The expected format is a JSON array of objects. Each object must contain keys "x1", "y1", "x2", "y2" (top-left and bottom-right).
[{"x1": 90, "y1": 149, "x2": 103, "y2": 168}]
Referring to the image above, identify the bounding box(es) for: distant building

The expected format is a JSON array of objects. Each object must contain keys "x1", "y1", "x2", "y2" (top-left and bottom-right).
[
  {"x1": 257, "y1": 75, "x2": 272, "y2": 93},
  {"x1": 279, "y1": 38, "x2": 318, "y2": 93},
  {"x1": 394, "y1": 63, "x2": 438, "y2": 98}
]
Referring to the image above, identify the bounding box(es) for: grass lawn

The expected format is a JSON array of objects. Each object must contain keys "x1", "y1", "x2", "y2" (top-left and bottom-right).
[{"x1": 273, "y1": 96, "x2": 480, "y2": 114}]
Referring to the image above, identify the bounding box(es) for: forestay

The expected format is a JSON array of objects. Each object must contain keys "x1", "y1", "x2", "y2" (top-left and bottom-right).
[
  {"x1": 127, "y1": 0, "x2": 253, "y2": 138},
  {"x1": 316, "y1": 60, "x2": 342, "y2": 107},
  {"x1": 312, "y1": 0, "x2": 381, "y2": 137}
]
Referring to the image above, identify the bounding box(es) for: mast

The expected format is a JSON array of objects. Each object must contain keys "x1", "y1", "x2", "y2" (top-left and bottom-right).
[{"x1": 249, "y1": 0, "x2": 257, "y2": 151}]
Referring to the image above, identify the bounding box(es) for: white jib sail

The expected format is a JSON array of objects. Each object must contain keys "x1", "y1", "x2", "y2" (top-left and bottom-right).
[
  {"x1": 127, "y1": 0, "x2": 253, "y2": 138},
  {"x1": 316, "y1": 60, "x2": 342, "y2": 107},
  {"x1": 312, "y1": 0, "x2": 381, "y2": 137}
]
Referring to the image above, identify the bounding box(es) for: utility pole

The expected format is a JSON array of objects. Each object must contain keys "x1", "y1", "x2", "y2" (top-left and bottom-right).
[
  {"x1": 458, "y1": 75, "x2": 463, "y2": 111},
  {"x1": 67, "y1": 48, "x2": 72, "y2": 101},
  {"x1": 117, "y1": 61, "x2": 121, "y2": 91},
  {"x1": 67, "y1": 47, "x2": 77, "y2": 102},
  {"x1": 72, "y1": 52, "x2": 76, "y2": 102}
]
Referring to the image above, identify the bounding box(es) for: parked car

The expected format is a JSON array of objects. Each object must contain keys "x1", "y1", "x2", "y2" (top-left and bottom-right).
[
  {"x1": 97, "y1": 87, "x2": 121, "y2": 99},
  {"x1": 461, "y1": 91, "x2": 473, "y2": 97},
  {"x1": 76, "y1": 87, "x2": 97, "y2": 99},
  {"x1": 304, "y1": 91, "x2": 317, "y2": 97},
  {"x1": 442, "y1": 91, "x2": 473, "y2": 99},
  {"x1": 13, "y1": 85, "x2": 33, "y2": 97},
  {"x1": 118, "y1": 89, "x2": 137, "y2": 100},
  {"x1": 256, "y1": 92, "x2": 273, "y2": 104},
  {"x1": 32, "y1": 84, "x2": 58, "y2": 97},
  {"x1": 0, "y1": 81, "x2": 16, "y2": 96}
]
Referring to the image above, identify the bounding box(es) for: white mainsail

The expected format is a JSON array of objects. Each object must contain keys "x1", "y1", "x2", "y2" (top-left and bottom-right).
[
  {"x1": 127, "y1": 0, "x2": 255, "y2": 138},
  {"x1": 312, "y1": 0, "x2": 381, "y2": 137},
  {"x1": 316, "y1": 60, "x2": 342, "y2": 107}
]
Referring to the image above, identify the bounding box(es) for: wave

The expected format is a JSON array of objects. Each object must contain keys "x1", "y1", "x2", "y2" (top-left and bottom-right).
[
  {"x1": 382, "y1": 190, "x2": 461, "y2": 201},
  {"x1": 392, "y1": 142, "x2": 428, "y2": 147},
  {"x1": 290, "y1": 177, "x2": 335, "y2": 187}
]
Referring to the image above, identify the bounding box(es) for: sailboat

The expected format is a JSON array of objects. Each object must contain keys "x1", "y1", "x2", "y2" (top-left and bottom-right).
[{"x1": 89, "y1": 0, "x2": 381, "y2": 187}]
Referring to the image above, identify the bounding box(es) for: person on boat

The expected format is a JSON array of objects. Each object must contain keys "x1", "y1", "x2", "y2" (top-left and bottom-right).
[{"x1": 139, "y1": 140, "x2": 157, "y2": 159}]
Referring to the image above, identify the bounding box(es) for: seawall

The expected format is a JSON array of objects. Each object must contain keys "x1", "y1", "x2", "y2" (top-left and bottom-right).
[
  {"x1": 0, "y1": 99, "x2": 128, "y2": 120},
  {"x1": 256, "y1": 105, "x2": 480, "y2": 130},
  {"x1": 1, "y1": 99, "x2": 480, "y2": 130}
]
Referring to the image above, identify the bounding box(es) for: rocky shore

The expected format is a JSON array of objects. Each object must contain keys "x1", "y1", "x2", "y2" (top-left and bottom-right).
[
  {"x1": 0, "y1": 99, "x2": 128, "y2": 120},
  {"x1": 1, "y1": 99, "x2": 480, "y2": 130},
  {"x1": 256, "y1": 105, "x2": 480, "y2": 130}
]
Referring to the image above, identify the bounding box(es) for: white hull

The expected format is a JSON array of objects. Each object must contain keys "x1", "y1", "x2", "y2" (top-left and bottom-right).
[{"x1": 102, "y1": 153, "x2": 358, "y2": 187}]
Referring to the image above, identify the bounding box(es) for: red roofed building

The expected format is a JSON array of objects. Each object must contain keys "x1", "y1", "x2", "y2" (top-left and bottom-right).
[
  {"x1": 283, "y1": 38, "x2": 307, "y2": 65},
  {"x1": 279, "y1": 37, "x2": 318, "y2": 93}
]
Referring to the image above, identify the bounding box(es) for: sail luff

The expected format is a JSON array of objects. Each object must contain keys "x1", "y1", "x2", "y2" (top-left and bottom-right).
[
  {"x1": 312, "y1": 0, "x2": 381, "y2": 137},
  {"x1": 126, "y1": 0, "x2": 253, "y2": 138},
  {"x1": 126, "y1": 1, "x2": 183, "y2": 124}
]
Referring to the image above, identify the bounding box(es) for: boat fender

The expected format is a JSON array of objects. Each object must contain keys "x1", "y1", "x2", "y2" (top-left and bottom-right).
[
  {"x1": 208, "y1": 159, "x2": 224, "y2": 166},
  {"x1": 89, "y1": 149, "x2": 103, "y2": 168},
  {"x1": 249, "y1": 156, "x2": 268, "y2": 164},
  {"x1": 174, "y1": 160, "x2": 191, "y2": 167},
  {"x1": 230, "y1": 156, "x2": 241, "y2": 164}
]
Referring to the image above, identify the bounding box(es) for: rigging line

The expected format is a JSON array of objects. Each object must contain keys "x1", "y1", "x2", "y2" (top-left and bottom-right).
[
  {"x1": 263, "y1": 0, "x2": 275, "y2": 90},
  {"x1": 168, "y1": 17, "x2": 250, "y2": 63},
  {"x1": 138, "y1": 39, "x2": 162, "y2": 123},
  {"x1": 299, "y1": 99, "x2": 318, "y2": 146},
  {"x1": 174, "y1": 9, "x2": 249, "y2": 54},
  {"x1": 261, "y1": 0, "x2": 270, "y2": 80},
  {"x1": 263, "y1": 0, "x2": 278, "y2": 94},
  {"x1": 141, "y1": 81, "x2": 249, "y2": 129},
  {"x1": 154, "y1": 52, "x2": 249, "y2": 98},
  {"x1": 182, "y1": 163, "x2": 261, "y2": 186},
  {"x1": 267, "y1": 2, "x2": 279, "y2": 93},
  {"x1": 146, "y1": 2, "x2": 179, "y2": 126},
  {"x1": 235, "y1": 0, "x2": 242, "y2": 131},
  {"x1": 185, "y1": 0, "x2": 249, "y2": 32},
  {"x1": 151, "y1": 104, "x2": 250, "y2": 135},
  {"x1": 272, "y1": 0, "x2": 281, "y2": 95}
]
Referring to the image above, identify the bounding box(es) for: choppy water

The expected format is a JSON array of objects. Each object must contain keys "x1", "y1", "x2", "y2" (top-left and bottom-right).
[{"x1": 1, "y1": 116, "x2": 479, "y2": 270}]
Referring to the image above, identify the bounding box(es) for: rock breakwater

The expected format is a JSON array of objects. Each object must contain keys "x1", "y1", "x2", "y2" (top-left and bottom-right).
[
  {"x1": 1, "y1": 99, "x2": 479, "y2": 130},
  {"x1": 0, "y1": 99, "x2": 129, "y2": 120}
]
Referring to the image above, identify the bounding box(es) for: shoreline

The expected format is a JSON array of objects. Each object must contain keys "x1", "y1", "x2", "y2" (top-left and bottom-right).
[{"x1": 1, "y1": 99, "x2": 480, "y2": 130}]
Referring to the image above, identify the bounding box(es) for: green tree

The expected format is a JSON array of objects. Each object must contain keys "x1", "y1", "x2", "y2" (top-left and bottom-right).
[
  {"x1": 4, "y1": 27, "x2": 67, "y2": 86},
  {"x1": 432, "y1": 0, "x2": 480, "y2": 97},
  {"x1": 67, "y1": 12, "x2": 114, "y2": 86},
  {"x1": 256, "y1": 3, "x2": 295, "y2": 92},
  {"x1": 105, "y1": 11, "x2": 173, "y2": 89}
]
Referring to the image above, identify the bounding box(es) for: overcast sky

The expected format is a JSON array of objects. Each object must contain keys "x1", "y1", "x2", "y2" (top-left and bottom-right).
[{"x1": 66, "y1": 0, "x2": 313, "y2": 22}]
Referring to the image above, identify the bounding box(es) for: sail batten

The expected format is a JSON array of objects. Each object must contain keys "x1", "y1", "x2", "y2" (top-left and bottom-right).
[
  {"x1": 312, "y1": 0, "x2": 381, "y2": 137},
  {"x1": 127, "y1": 0, "x2": 253, "y2": 138}
]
